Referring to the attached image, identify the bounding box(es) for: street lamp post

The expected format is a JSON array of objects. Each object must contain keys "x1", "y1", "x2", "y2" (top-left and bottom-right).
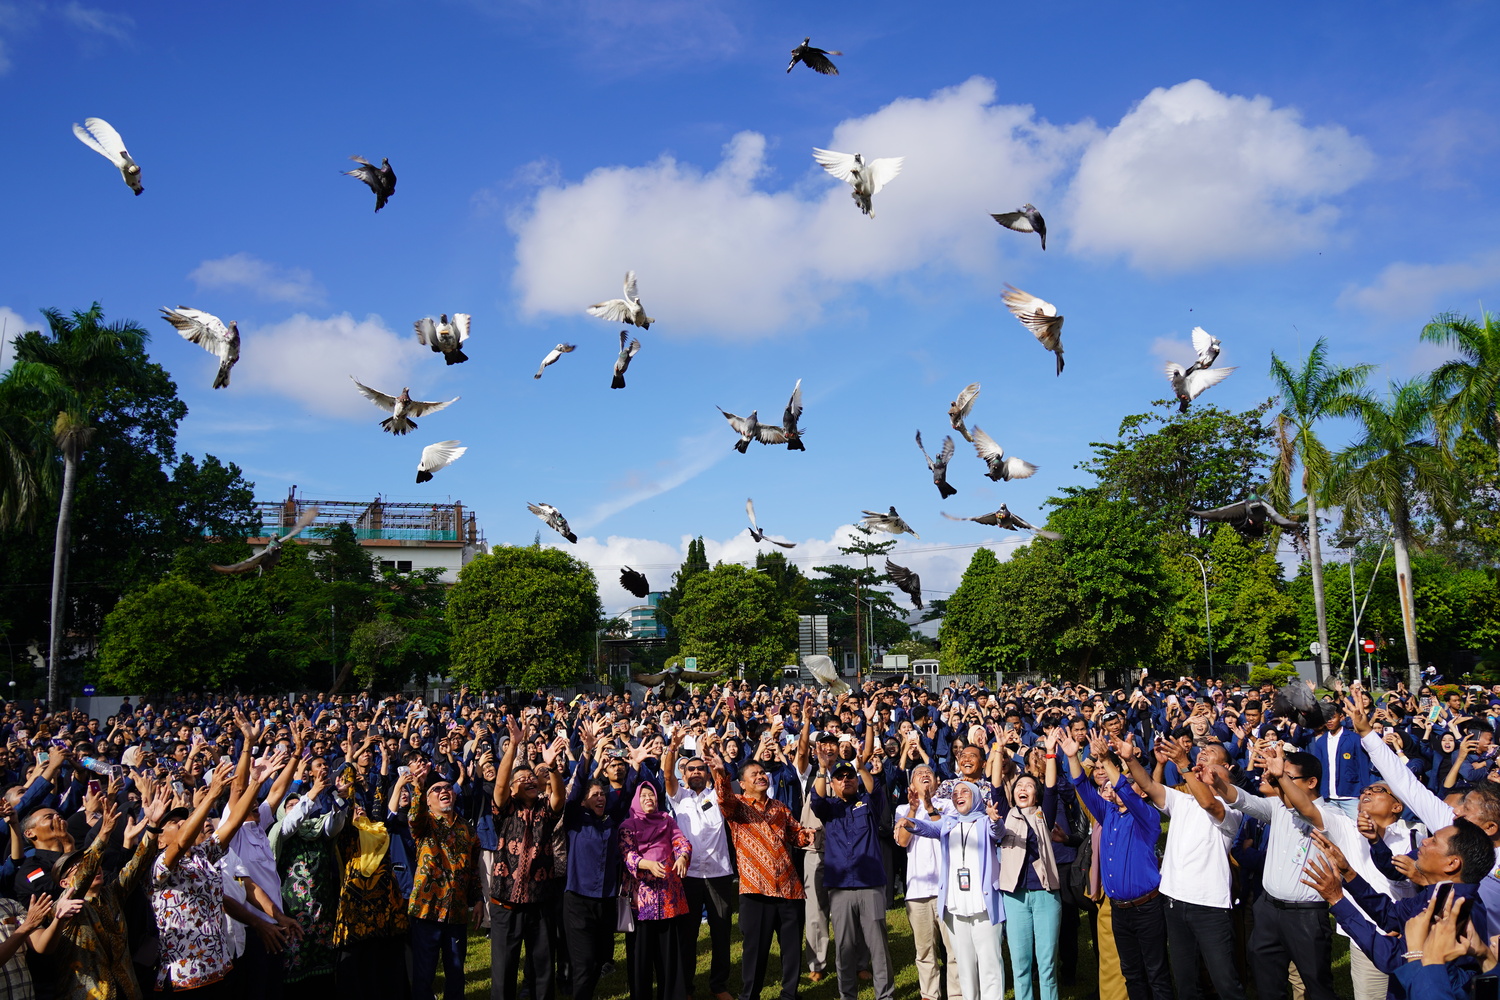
[{"x1": 1186, "y1": 554, "x2": 1214, "y2": 677}]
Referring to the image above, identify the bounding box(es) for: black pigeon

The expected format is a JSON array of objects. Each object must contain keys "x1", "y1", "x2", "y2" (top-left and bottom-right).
[
  {"x1": 345, "y1": 156, "x2": 396, "y2": 212},
  {"x1": 787, "y1": 37, "x2": 842, "y2": 75},
  {"x1": 991, "y1": 204, "x2": 1047, "y2": 250},
  {"x1": 1271, "y1": 679, "x2": 1324, "y2": 730},
  {"x1": 916, "y1": 430, "x2": 958, "y2": 499},
  {"x1": 885, "y1": 558, "x2": 923, "y2": 610},
  {"x1": 620, "y1": 567, "x2": 651, "y2": 599}
]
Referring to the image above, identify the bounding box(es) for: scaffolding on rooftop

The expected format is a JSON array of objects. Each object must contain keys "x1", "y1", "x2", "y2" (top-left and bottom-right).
[{"x1": 251, "y1": 488, "x2": 484, "y2": 546}]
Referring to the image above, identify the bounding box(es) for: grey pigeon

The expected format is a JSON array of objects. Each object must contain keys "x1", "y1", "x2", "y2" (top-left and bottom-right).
[
  {"x1": 1165, "y1": 362, "x2": 1236, "y2": 412},
  {"x1": 212, "y1": 506, "x2": 319, "y2": 575},
  {"x1": 161, "y1": 307, "x2": 239, "y2": 389},
  {"x1": 588, "y1": 271, "x2": 653, "y2": 329},
  {"x1": 414, "y1": 313, "x2": 470, "y2": 365},
  {"x1": 885, "y1": 558, "x2": 923, "y2": 609},
  {"x1": 535, "y1": 343, "x2": 577, "y2": 379},
  {"x1": 350, "y1": 377, "x2": 458, "y2": 435},
  {"x1": 416, "y1": 441, "x2": 466, "y2": 483},
  {"x1": 1184, "y1": 326, "x2": 1221, "y2": 373},
  {"x1": 72, "y1": 118, "x2": 142, "y2": 195},
  {"x1": 970, "y1": 426, "x2": 1037, "y2": 482},
  {"x1": 1189, "y1": 494, "x2": 1300, "y2": 538},
  {"x1": 611, "y1": 331, "x2": 641, "y2": 389},
  {"x1": 746, "y1": 498, "x2": 796, "y2": 548},
  {"x1": 943, "y1": 504, "x2": 1060, "y2": 540},
  {"x1": 620, "y1": 567, "x2": 651, "y2": 599},
  {"x1": 1001, "y1": 285, "x2": 1065, "y2": 376},
  {"x1": 991, "y1": 204, "x2": 1047, "y2": 250},
  {"x1": 719, "y1": 408, "x2": 763, "y2": 454},
  {"x1": 813, "y1": 148, "x2": 903, "y2": 218},
  {"x1": 757, "y1": 379, "x2": 806, "y2": 451},
  {"x1": 787, "y1": 37, "x2": 842, "y2": 75},
  {"x1": 860, "y1": 506, "x2": 919, "y2": 538},
  {"x1": 633, "y1": 663, "x2": 721, "y2": 700},
  {"x1": 527, "y1": 502, "x2": 578, "y2": 543},
  {"x1": 948, "y1": 382, "x2": 980, "y2": 443},
  {"x1": 915, "y1": 430, "x2": 958, "y2": 499},
  {"x1": 345, "y1": 156, "x2": 396, "y2": 212}
]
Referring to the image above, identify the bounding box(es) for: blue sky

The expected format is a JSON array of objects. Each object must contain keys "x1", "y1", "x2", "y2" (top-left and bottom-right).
[{"x1": 3, "y1": 0, "x2": 1498, "y2": 617}]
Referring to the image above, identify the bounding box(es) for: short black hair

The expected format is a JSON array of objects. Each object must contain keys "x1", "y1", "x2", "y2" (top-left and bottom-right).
[
  {"x1": 1451, "y1": 818, "x2": 1497, "y2": 883},
  {"x1": 1284, "y1": 751, "x2": 1322, "y2": 793}
]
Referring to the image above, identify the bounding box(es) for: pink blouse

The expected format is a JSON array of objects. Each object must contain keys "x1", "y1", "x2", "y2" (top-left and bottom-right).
[{"x1": 620, "y1": 826, "x2": 691, "y2": 920}]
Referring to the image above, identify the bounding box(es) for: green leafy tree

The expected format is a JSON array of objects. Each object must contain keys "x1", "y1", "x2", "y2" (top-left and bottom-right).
[
  {"x1": 95, "y1": 577, "x2": 241, "y2": 692},
  {"x1": 674, "y1": 564, "x2": 798, "y2": 685},
  {"x1": 448, "y1": 545, "x2": 602, "y2": 689},
  {"x1": 1423, "y1": 309, "x2": 1500, "y2": 471},
  {"x1": 1201, "y1": 525, "x2": 1300, "y2": 667},
  {"x1": 754, "y1": 550, "x2": 814, "y2": 613},
  {"x1": 939, "y1": 547, "x2": 1011, "y2": 673},
  {"x1": 656, "y1": 536, "x2": 709, "y2": 654}
]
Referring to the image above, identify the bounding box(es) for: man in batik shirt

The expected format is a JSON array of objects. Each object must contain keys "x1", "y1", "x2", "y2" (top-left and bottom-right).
[{"x1": 405, "y1": 758, "x2": 483, "y2": 1000}]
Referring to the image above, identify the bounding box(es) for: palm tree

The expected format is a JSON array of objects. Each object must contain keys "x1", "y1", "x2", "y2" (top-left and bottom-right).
[
  {"x1": 1268, "y1": 339, "x2": 1373, "y2": 684},
  {"x1": 4, "y1": 305, "x2": 146, "y2": 705},
  {"x1": 1423, "y1": 309, "x2": 1500, "y2": 470},
  {"x1": 1329, "y1": 379, "x2": 1458, "y2": 691}
]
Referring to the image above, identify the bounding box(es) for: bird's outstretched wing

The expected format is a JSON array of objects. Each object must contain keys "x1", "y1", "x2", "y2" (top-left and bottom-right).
[
  {"x1": 802, "y1": 49, "x2": 840, "y2": 74},
  {"x1": 885, "y1": 559, "x2": 923, "y2": 609},
  {"x1": 73, "y1": 118, "x2": 128, "y2": 165},
  {"x1": 404, "y1": 395, "x2": 460, "y2": 418},
  {"x1": 811, "y1": 148, "x2": 858, "y2": 184},
  {"x1": 784, "y1": 379, "x2": 803, "y2": 427},
  {"x1": 865, "y1": 157, "x2": 904, "y2": 195},
  {"x1": 1191, "y1": 326, "x2": 1216, "y2": 358},
  {"x1": 632, "y1": 672, "x2": 668, "y2": 686},
  {"x1": 1002, "y1": 456, "x2": 1038, "y2": 480},
  {"x1": 1007, "y1": 511, "x2": 1059, "y2": 539},
  {"x1": 587, "y1": 299, "x2": 633, "y2": 322},
  {"x1": 803, "y1": 654, "x2": 851, "y2": 696},
  {"x1": 970, "y1": 426, "x2": 1004, "y2": 463},
  {"x1": 417, "y1": 441, "x2": 466, "y2": 479},
  {"x1": 678, "y1": 670, "x2": 721, "y2": 682},
  {"x1": 278, "y1": 506, "x2": 321, "y2": 542},
  {"x1": 414, "y1": 317, "x2": 436, "y2": 346},
  {"x1": 756, "y1": 425, "x2": 788, "y2": 444},
  {"x1": 942, "y1": 510, "x2": 1001, "y2": 526},
  {"x1": 1189, "y1": 500, "x2": 1252, "y2": 521},
  {"x1": 452, "y1": 313, "x2": 471, "y2": 343},
  {"x1": 620, "y1": 567, "x2": 651, "y2": 599},
  {"x1": 720, "y1": 409, "x2": 754, "y2": 436},
  {"x1": 951, "y1": 382, "x2": 980, "y2": 419},
  {"x1": 746, "y1": 498, "x2": 761, "y2": 532},
  {"x1": 1001, "y1": 286, "x2": 1060, "y2": 336},
  {"x1": 1182, "y1": 365, "x2": 1237, "y2": 397},
  {"x1": 991, "y1": 211, "x2": 1036, "y2": 234},
  {"x1": 623, "y1": 271, "x2": 640, "y2": 302},
  {"x1": 161, "y1": 308, "x2": 232, "y2": 360},
  {"x1": 349, "y1": 377, "x2": 398, "y2": 412},
  {"x1": 211, "y1": 550, "x2": 273, "y2": 574}
]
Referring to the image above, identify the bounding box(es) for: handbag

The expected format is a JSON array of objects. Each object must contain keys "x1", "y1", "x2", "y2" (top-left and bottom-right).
[{"x1": 615, "y1": 893, "x2": 635, "y2": 933}]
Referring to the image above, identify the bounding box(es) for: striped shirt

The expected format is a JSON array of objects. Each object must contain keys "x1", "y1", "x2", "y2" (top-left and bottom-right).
[{"x1": 714, "y1": 771, "x2": 805, "y2": 899}]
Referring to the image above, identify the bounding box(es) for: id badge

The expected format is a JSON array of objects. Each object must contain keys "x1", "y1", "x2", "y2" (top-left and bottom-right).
[{"x1": 957, "y1": 868, "x2": 971, "y2": 892}]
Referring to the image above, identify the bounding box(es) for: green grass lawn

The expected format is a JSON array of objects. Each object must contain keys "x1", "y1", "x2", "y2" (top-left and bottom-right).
[{"x1": 443, "y1": 902, "x2": 1355, "y2": 1000}]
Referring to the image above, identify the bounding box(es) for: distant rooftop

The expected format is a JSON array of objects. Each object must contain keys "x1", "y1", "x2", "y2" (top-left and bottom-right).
[{"x1": 252, "y1": 487, "x2": 484, "y2": 547}]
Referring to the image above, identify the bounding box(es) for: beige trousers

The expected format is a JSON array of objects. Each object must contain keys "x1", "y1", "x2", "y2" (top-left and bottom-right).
[{"x1": 906, "y1": 896, "x2": 963, "y2": 1000}]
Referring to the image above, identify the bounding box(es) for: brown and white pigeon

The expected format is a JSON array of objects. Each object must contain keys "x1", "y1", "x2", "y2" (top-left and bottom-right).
[
  {"x1": 885, "y1": 559, "x2": 923, "y2": 610},
  {"x1": 1002, "y1": 285, "x2": 1065, "y2": 376},
  {"x1": 72, "y1": 117, "x2": 142, "y2": 195},
  {"x1": 611, "y1": 331, "x2": 641, "y2": 389},
  {"x1": 969, "y1": 426, "x2": 1037, "y2": 482},
  {"x1": 719, "y1": 408, "x2": 763, "y2": 454},
  {"x1": 948, "y1": 382, "x2": 980, "y2": 443},
  {"x1": 588, "y1": 271, "x2": 653, "y2": 329},
  {"x1": 528, "y1": 502, "x2": 578, "y2": 543},
  {"x1": 813, "y1": 148, "x2": 903, "y2": 218},
  {"x1": 757, "y1": 379, "x2": 806, "y2": 451},
  {"x1": 416, "y1": 441, "x2": 466, "y2": 483},
  {"x1": 414, "y1": 314, "x2": 470, "y2": 365},
  {"x1": 916, "y1": 430, "x2": 958, "y2": 499},
  {"x1": 161, "y1": 307, "x2": 239, "y2": 389},
  {"x1": 349, "y1": 377, "x2": 458, "y2": 435},
  {"x1": 345, "y1": 156, "x2": 396, "y2": 212},
  {"x1": 746, "y1": 498, "x2": 796, "y2": 548},
  {"x1": 943, "y1": 505, "x2": 1060, "y2": 540},
  {"x1": 212, "y1": 506, "x2": 320, "y2": 575},
  {"x1": 860, "y1": 506, "x2": 919, "y2": 538},
  {"x1": 620, "y1": 567, "x2": 651, "y2": 599},
  {"x1": 787, "y1": 37, "x2": 842, "y2": 75}
]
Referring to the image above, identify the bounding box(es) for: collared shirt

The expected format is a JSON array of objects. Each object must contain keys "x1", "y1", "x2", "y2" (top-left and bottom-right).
[
  {"x1": 668, "y1": 783, "x2": 734, "y2": 879},
  {"x1": 811, "y1": 776, "x2": 887, "y2": 890},
  {"x1": 897, "y1": 803, "x2": 945, "y2": 900},
  {"x1": 1230, "y1": 789, "x2": 1363, "y2": 904},
  {"x1": 409, "y1": 802, "x2": 482, "y2": 922},
  {"x1": 714, "y1": 770, "x2": 805, "y2": 899},
  {"x1": 153, "y1": 836, "x2": 233, "y2": 991},
  {"x1": 0, "y1": 898, "x2": 36, "y2": 1000},
  {"x1": 226, "y1": 800, "x2": 284, "y2": 907},
  {"x1": 1067, "y1": 769, "x2": 1161, "y2": 902},
  {"x1": 1158, "y1": 786, "x2": 1242, "y2": 909},
  {"x1": 1322, "y1": 730, "x2": 1350, "y2": 800},
  {"x1": 564, "y1": 760, "x2": 628, "y2": 898}
]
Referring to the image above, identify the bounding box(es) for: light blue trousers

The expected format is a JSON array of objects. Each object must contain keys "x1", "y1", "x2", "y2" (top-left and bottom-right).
[{"x1": 1002, "y1": 888, "x2": 1061, "y2": 1000}]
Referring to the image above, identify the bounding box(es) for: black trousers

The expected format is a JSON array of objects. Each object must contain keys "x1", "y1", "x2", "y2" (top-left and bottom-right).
[
  {"x1": 1249, "y1": 895, "x2": 1336, "y2": 1000},
  {"x1": 1111, "y1": 894, "x2": 1173, "y2": 1000},
  {"x1": 562, "y1": 892, "x2": 617, "y2": 1000},
  {"x1": 682, "y1": 875, "x2": 736, "y2": 996},
  {"x1": 1163, "y1": 895, "x2": 1246, "y2": 1000},
  {"x1": 491, "y1": 900, "x2": 554, "y2": 1000},
  {"x1": 738, "y1": 894, "x2": 804, "y2": 1000},
  {"x1": 629, "y1": 916, "x2": 689, "y2": 1000}
]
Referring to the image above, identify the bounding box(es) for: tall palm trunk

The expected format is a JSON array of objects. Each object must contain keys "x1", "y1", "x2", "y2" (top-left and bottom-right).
[
  {"x1": 46, "y1": 448, "x2": 80, "y2": 707},
  {"x1": 1305, "y1": 488, "x2": 1331, "y2": 685},
  {"x1": 1389, "y1": 494, "x2": 1421, "y2": 692}
]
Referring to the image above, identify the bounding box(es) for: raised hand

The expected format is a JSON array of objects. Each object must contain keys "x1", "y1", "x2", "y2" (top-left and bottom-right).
[
  {"x1": 207, "y1": 760, "x2": 234, "y2": 796},
  {"x1": 1298, "y1": 855, "x2": 1343, "y2": 904},
  {"x1": 1057, "y1": 730, "x2": 1080, "y2": 758},
  {"x1": 506, "y1": 716, "x2": 523, "y2": 747},
  {"x1": 20, "y1": 894, "x2": 52, "y2": 934},
  {"x1": 541, "y1": 736, "x2": 567, "y2": 767},
  {"x1": 1110, "y1": 735, "x2": 1138, "y2": 762},
  {"x1": 1309, "y1": 830, "x2": 1354, "y2": 882},
  {"x1": 145, "y1": 784, "x2": 173, "y2": 826}
]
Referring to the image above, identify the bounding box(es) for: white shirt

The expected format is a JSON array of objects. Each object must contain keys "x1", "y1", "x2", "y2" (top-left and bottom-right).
[
  {"x1": 668, "y1": 783, "x2": 734, "y2": 879},
  {"x1": 1157, "y1": 786, "x2": 1242, "y2": 909},
  {"x1": 944, "y1": 822, "x2": 986, "y2": 916},
  {"x1": 226, "y1": 801, "x2": 283, "y2": 911},
  {"x1": 897, "y1": 803, "x2": 944, "y2": 900},
  {"x1": 1323, "y1": 731, "x2": 1349, "y2": 800},
  {"x1": 1232, "y1": 790, "x2": 1364, "y2": 904}
]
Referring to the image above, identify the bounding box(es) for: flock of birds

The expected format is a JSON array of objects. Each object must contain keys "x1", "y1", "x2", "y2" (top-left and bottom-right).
[{"x1": 69, "y1": 37, "x2": 1242, "y2": 597}]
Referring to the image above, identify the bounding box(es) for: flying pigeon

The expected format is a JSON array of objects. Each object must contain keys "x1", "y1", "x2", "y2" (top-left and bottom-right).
[
  {"x1": 1184, "y1": 326, "x2": 1221, "y2": 373},
  {"x1": 885, "y1": 558, "x2": 923, "y2": 610},
  {"x1": 414, "y1": 314, "x2": 470, "y2": 365},
  {"x1": 991, "y1": 204, "x2": 1047, "y2": 250},
  {"x1": 746, "y1": 498, "x2": 796, "y2": 549},
  {"x1": 587, "y1": 271, "x2": 654, "y2": 329},
  {"x1": 948, "y1": 382, "x2": 980, "y2": 443},
  {"x1": 212, "y1": 506, "x2": 319, "y2": 575},
  {"x1": 620, "y1": 567, "x2": 651, "y2": 599},
  {"x1": 345, "y1": 156, "x2": 396, "y2": 212},
  {"x1": 1189, "y1": 495, "x2": 1300, "y2": 537},
  {"x1": 969, "y1": 426, "x2": 1037, "y2": 482},
  {"x1": 528, "y1": 502, "x2": 578, "y2": 543},
  {"x1": 812, "y1": 148, "x2": 903, "y2": 218},
  {"x1": 860, "y1": 506, "x2": 919, "y2": 538},
  {"x1": 787, "y1": 37, "x2": 842, "y2": 75},
  {"x1": 534, "y1": 343, "x2": 577, "y2": 379},
  {"x1": 1165, "y1": 362, "x2": 1237, "y2": 412},
  {"x1": 719, "y1": 408, "x2": 763, "y2": 454},
  {"x1": 942, "y1": 504, "x2": 1060, "y2": 540},
  {"x1": 915, "y1": 430, "x2": 958, "y2": 499},
  {"x1": 1001, "y1": 285, "x2": 1065, "y2": 376},
  {"x1": 72, "y1": 118, "x2": 142, "y2": 195},
  {"x1": 611, "y1": 331, "x2": 641, "y2": 389},
  {"x1": 803, "y1": 654, "x2": 851, "y2": 697},
  {"x1": 160, "y1": 307, "x2": 239, "y2": 389},
  {"x1": 349, "y1": 377, "x2": 458, "y2": 435},
  {"x1": 1271, "y1": 678, "x2": 1324, "y2": 730},
  {"x1": 633, "y1": 663, "x2": 721, "y2": 700},
  {"x1": 757, "y1": 379, "x2": 805, "y2": 451},
  {"x1": 416, "y1": 441, "x2": 466, "y2": 483}
]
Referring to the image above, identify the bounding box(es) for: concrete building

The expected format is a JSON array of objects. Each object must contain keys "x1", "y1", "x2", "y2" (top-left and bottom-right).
[{"x1": 623, "y1": 593, "x2": 665, "y2": 639}]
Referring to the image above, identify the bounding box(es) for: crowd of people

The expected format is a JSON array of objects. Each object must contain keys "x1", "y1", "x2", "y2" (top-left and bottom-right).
[{"x1": 0, "y1": 671, "x2": 1498, "y2": 1000}]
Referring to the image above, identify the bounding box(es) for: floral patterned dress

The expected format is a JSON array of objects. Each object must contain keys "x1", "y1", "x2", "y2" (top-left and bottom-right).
[
  {"x1": 278, "y1": 825, "x2": 341, "y2": 983},
  {"x1": 619, "y1": 825, "x2": 691, "y2": 920},
  {"x1": 152, "y1": 838, "x2": 233, "y2": 991}
]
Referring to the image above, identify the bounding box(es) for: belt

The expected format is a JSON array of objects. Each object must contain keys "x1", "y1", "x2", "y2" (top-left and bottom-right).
[
  {"x1": 1111, "y1": 888, "x2": 1159, "y2": 909},
  {"x1": 1268, "y1": 896, "x2": 1328, "y2": 910}
]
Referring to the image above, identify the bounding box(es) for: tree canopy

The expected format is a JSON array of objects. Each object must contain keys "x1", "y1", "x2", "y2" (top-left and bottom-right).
[{"x1": 674, "y1": 563, "x2": 799, "y2": 685}]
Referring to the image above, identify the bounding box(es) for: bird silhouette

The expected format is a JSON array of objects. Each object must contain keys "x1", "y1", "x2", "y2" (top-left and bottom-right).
[
  {"x1": 345, "y1": 156, "x2": 396, "y2": 212},
  {"x1": 632, "y1": 662, "x2": 722, "y2": 700},
  {"x1": 787, "y1": 37, "x2": 842, "y2": 74},
  {"x1": 916, "y1": 431, "x2": 958, "y2": 499},
  {"x1": 885, "y1": 559, "x2": 923, "y2": 609},
  {"x1": 161, "y1": 307, "x2": 238, "y2": 389},
  {"x1": 1189, "y1": 495, "x2": 1300, "y2": 538},
  {"x1": 620, "y1": 567, "x2": 651, "y2": 599}
]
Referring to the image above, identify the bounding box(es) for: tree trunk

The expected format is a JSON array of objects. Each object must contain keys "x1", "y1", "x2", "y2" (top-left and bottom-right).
[
  {"x1": 1305, "y1": 490, "x2": 1331, "y2": 685},
  {"x1": 1390, "y1": 500, "x2": 1422, "y2": 693},
  {"x1": 46, "y1": 450, "x2": 79, "y2": 708}
]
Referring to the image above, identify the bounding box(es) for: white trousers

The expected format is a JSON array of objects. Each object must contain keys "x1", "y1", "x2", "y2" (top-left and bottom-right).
[{"x1": 943, "y1": 910, "x2": 1006, "y2": 1000}]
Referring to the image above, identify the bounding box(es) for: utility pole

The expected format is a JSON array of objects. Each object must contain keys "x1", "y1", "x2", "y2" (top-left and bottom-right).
[{"x1": 854, "y1": 578, "x2": 864, "y2": 686}]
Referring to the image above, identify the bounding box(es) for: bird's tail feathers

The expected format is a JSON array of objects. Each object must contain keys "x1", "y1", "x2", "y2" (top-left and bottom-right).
[
  {"x1": 611, "y1": 375, "x2": 626, "y2": 389},
  {"x1": 734, "y1": 440, "x2": 750, "y2": 454},
  {"x1": 416, "y1": 470, "x2": 433, "y2": 484},
  {"x1": 445, "y1": 350, "x2": 468, "y2": 365},
  {"x1": 381, "y1": 417, "x2": 414, "y2": 434},
  {"x1": 213, "y1": 364, "x2": 231, "y2": 390},
  {"x1": 938, "y1": 482, "x2": 958, "y2": 499},
  {"x1": 564, "y1": 531, "x2": 578, "y2": 544},
  {"x1": 787, "y1": 439, "x2": 805, "y2": 452},
  {"x1": 1055, "y1": 353, "x2": 1065, "y2": 377}
]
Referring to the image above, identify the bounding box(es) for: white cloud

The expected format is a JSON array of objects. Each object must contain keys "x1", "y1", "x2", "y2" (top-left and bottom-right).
[
  {"x1": 510, "y1": 77, "x2": 1093, "y2": 337},
  {"x1": 575, "y1": 428, "x2": 730, "y2": 530},
  {"x1": 1067, "y1": 79, "x2": 1374, "y2": 271},
  {"x1": 190, "y1": 253, "x2": 324, "y2": 305},
  {"x1": 61, "y1": 2, "x2": 132, "y2": 41},
  {"x1": 233, "y1": 313, "x2": 428, "y2": 418},
  {"x1": 0, "y1": 306, "x2": 41, "y2": 371},
  {"x1": 1337, "y1": 250, "x2": 1500, "y2": 318}
]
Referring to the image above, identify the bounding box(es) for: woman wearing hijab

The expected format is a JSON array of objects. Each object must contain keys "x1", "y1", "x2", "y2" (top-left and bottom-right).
[
  {"x1": 618, "y1": 784, "x2": 691, "y2": 1000},
  {"x1": 895, "y1": 781, "x2": 1006, "y2": 1000},
  {"x1": 995, "y1": 729, "x2": 1062, "y2": 1000},
  {"x1": 333, "y1": 799, "x2": 410, "y2": 996},
  {"x1": 271, "y1": 763, "x2": 351, "y2": 998}
]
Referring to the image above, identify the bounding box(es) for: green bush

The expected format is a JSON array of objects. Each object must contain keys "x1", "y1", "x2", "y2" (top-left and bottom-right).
[{"x1": 1250, "y1": 663, "x2": 1300, "y2": 687}]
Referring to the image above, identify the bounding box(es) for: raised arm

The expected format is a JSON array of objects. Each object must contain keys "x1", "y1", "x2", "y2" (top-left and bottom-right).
[
  {"x1": 540, "y1": 736, "x2": 567, "y2": 812},
  {"x1": 493, "y1": 716, "x2": 522, "y2": 810},
  {"x1": 793, "y1": 695, "x2": 812, "y2": 774},
  {"x1": 1115, "y1": 735, "x2": 1165, "y2": 809},
  {"x1": 1259, "y1": 741, "x2": 1324, "y2": 829},
  {"x1": 857, "y1": 702, "x2": 877, "y2": 794},
  {"x1": 662, "y1": 724, "x2": 683, "y2": 799},
  {"x1": 162, "y1": 761, "x2": 233, "y2": 870}
]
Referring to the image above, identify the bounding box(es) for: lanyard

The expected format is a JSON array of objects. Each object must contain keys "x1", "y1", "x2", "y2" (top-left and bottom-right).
[{"x1": 958, "y1": 823, "x2": 970, "y2": 868}]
